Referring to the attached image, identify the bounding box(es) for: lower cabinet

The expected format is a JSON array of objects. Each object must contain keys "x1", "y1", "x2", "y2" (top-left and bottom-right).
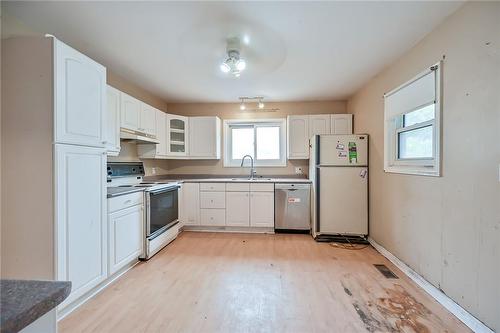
[
  {"x1": 182, "y1": 183, "x2": 200, "y2": 226},
  {"x1": 108, "y1": 205, "x2": 143, "y2": 275},
  {"x1": 250, "y1": 192, "x2": 275, "y2": 227},
  {"x1": 226, "y1": 192, "x2": 250, "y2": 227},
  {"x1": 180, "y1": 182, "x2": 275, "y2": 229},
  {"x1": 200, "y1": 208, "x2": 226, "y2": 226},
  {"x1": 55, "y1": 144, "x2": 107, "y2": 306}
]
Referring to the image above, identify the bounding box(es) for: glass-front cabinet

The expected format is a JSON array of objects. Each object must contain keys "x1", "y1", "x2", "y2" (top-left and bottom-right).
[{"x1": 166, "y1": 115, "x2": 189, "y2": 156}]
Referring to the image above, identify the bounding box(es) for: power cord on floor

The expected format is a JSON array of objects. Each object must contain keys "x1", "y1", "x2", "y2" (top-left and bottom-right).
[{"x1": 328, "y1": 234, "x2": 370, "y2": 250}]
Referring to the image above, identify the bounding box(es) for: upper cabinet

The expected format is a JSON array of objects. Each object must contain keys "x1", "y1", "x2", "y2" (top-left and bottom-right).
[
  {"x1": 137, "y1": 109, "x2": 167, "y2": 159},
  {"x1": 139, "y1": 103, "x2": 157, "y2": 137},
  {"x1": 189, "y1": 117, "x2": 221, "y2": 159},
  {"x1": 287, "y1": 114, "x2": 353, "y2": 159},
  {"x1": 331, "y1": 114, "x2": 353, "y2": 134},
  {"x1": 287, "y1": 116, "x2": 310, "y2": 159},
  {"x1": 120, "y1": 93, "x2": 141, "y2": 132},
  {"x1": 166, "y1": 115, "x2": 189, "y2": 156},
  {"x1": 54, "y1": 39, "x2": 106, "y2": 147},
  {"x1": 309, "y1": 114, "x2": 331, "y2": 136},
  {"x1": 106, "y1": 86, "x2": 121, "y2": 156}
]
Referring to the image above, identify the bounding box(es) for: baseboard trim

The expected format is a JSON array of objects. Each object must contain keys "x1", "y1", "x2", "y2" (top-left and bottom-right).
[
  {"x1": 368, "y1": 238, "x2": 493, "y2": 333},
  {"x1": 56, "y1": 260, "x2": 140, "y2": 321}
]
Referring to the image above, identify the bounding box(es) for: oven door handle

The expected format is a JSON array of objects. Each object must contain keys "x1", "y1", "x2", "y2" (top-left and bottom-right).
[{"x1": 148, "y1": 185, "x2": 180, "y2": 195}]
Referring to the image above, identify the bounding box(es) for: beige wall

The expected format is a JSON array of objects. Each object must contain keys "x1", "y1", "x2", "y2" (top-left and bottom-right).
[
  {"x1": 1, "y1": 38, "x2": 55, "y2": 279},
  {"x1": 347, "y1": 2, "x2": 500, "y2": 331},
  {"x1": 165, "y1": 101, "x2": 346, "y2": 176}
]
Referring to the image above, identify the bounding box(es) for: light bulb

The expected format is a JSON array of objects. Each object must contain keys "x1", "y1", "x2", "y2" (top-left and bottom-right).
[
  {"x1": 236, "y1": 59, "x2": 246, "y2": 71},
  {"x1": 240, "y1": 103, "x2": 246, "y2": 110},
  {"x1": 220, "y1": 62, "x2": 230, "y2": 73},
  {"x1": 258, "y1": 101, "x2": 264, "y2": 109},
  {"x1": 233, "y1": 71, "x2": 241, "y2": 78}
]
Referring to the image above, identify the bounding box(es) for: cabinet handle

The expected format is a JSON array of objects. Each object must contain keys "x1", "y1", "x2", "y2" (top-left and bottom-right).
[
  {"x1": 124, "y1": 200, "x2": 132, "y2": 204},
  {"x1": 102, "y1": 140, "x2": 108, "y2": 144}
]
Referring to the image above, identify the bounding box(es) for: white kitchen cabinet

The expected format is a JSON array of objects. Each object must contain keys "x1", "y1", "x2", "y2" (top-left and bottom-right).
[
  {"x1": 108, "y1": 204, "x2": 143, "y2": 275},
  {"x1": 309, "y1": 114, "x2": 331, "y2": 136},
  {"x1": 54, "y1": 39, "x2": 106, "y2": 147},
  {"x1": 137, "y1": 109, "x2": 167, "y2": 159},
  {"x1": 250, "y1": 191, "x2": 274, "y2": 227},
  {"x1": 105, "y1": 86, "x2": 121, "y2": 156},
  {"x1": 120, "y1": 92, "x2": 141, "y2": 132},
  {"x1": 189, "y1": 116, "x2": 221, "y2": 159},
  {"x1": 331, "y1": 114, "x2": 353, "y2": 134},
  {"x1": 55, "y1": 144, "x2": 107, "y2": 305},
  {"x1": 139, "y1": 102, "x2": 157, "y2": 137},
  {"x1": 226, "y1": 192, "x2": 250, "y2": 227},
  {"x1": 166, "y1": 114, "x2": 189, "y2": 156},
  {"x1": 182, "y1": 183, "x2": 200, "y2": 225},
  {"x1": 200, "y1": 209, "x2": 226, "y2": 226},
  {"x1": 287, "y1": 115, "x2": 310, "y2": 159}
]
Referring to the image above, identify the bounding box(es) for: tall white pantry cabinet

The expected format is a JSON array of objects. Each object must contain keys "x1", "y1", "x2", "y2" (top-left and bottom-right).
[{"x1": 1, "y1": 36, "x2": 107, "y2": 312}]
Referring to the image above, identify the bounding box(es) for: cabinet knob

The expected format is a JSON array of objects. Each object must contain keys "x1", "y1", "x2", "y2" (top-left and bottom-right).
[{"x1": 102, "y1": 140, "x2": 108, "y2": 144}]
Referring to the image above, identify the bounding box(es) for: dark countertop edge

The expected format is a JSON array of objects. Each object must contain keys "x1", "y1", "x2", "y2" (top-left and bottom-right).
[
  {"x1": 106, "y1": 187, "x2": 146, "y2": 198},
  {"x1": 0, "y1": 280, "x2": 71, "y2": 333}
]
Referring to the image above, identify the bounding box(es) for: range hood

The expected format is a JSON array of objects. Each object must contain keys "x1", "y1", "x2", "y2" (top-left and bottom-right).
[{"x1": 120, "y1": 129, "x2": 159, "y2": 144}]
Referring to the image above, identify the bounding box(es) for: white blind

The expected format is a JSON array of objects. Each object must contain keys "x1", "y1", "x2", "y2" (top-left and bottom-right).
[{"x1": 384, "y1": 69, "x2": 436, "y2": 119}]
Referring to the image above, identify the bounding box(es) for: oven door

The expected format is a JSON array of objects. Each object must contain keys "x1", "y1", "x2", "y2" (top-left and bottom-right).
[{"x1": 146, "y1": 186, "x2": 179, "y2": 239}]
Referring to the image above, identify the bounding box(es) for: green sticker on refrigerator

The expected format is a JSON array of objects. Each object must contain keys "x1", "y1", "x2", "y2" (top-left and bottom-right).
[{"x1": 348, "y1": 142, "x2": 357, "y2": 163}]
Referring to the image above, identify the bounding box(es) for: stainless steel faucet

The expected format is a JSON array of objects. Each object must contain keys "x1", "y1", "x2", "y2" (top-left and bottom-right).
[{"x1": 240, "y1": 155, "x2": 256, "y2": 179}]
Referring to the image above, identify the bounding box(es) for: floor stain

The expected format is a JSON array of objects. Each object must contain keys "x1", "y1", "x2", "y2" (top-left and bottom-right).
[{"x1": 376, "y1": 285, "x2": 437, "y2": 333}]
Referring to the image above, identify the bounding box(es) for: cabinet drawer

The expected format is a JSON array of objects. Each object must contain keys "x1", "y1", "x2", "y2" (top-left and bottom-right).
[
  {"x1": 225, "y1": 183, "x2": 250, "y2": 192},
  {"x1": 200, "y1": 209, "x2": 226, "y2": 226},
  {"x1": 200, "y1": 192, "x2": 225, "y2": 209},
  {"x1": 108, "y1": 192, "x2": 143, "y2": 213},
  {"x1": 250, "y1": 183, "x2": 274, "y2": 192},
  {"x1": 200, "y1": 183, "x2": 225, "y2": 192}
]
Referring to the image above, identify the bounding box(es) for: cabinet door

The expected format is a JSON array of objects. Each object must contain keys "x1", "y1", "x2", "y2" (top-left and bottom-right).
[
  {"x1": 166, "y1": 115, "x2": 189, "y2": 156},
  {"x1": 155, "y1": 110, "x2": 167, "y2": 156},
  {"x1": 331, "y1": 114, "x2": 353, "y2": 134},
  {"x1": 250, "y1": 192, "x2": 274, "y2": 227},
  {"x1": 106, "y1": 86, "x2": 121, "y2": 155},
  {"x1": 189, "y1": 117, "x2": 221, "y2": 159},
  {"x1": 55, "y1": 144, "x2": 107, "y2": 305},
  {"x1": 108, "y1": 205, "x2": 143, "y2": 275},
  {"x1": 287, "y1": 116, "x2": 310, "y2": 159},
  {"x1": 226, "y1": 192, "x2": 250, "y2": 227},
  {"x1": 309, "y1": 115, "x2": 331, "y2": 136},
  {"x1": 120, "y1": 93, "x2": 140, "y2": 131},
  {"x1": 139, "y1": 103, "x2": 157, "y2": 136},
  {"x1": 182, "y1": 183, "x2": 200, "y2": 225},
  {"x1": 54, "y1": 40, "x2": 106, "y2": 147}
]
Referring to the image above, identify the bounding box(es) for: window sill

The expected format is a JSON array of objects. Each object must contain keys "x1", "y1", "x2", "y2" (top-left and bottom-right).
[{"x1": 384, "y1": 165, "x2": 440, "y2": 177}]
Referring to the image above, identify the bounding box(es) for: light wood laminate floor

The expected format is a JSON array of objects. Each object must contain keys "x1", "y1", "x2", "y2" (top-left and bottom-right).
[{"x1": 59, "y1": 232, "x2": 469, "y2": 333}]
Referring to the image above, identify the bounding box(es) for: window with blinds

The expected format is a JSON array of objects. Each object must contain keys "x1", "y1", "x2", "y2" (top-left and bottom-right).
[{"x1": 384, "y1": 63, "x2": 441, "y2": 176}]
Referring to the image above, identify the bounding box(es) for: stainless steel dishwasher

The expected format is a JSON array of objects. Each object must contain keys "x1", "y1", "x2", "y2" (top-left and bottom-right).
[{"x1": 275, "y1": 183, "x2": 311, "y2": 231}]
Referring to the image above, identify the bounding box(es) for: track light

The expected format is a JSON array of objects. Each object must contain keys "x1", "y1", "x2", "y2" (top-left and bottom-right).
[{"x1": 258, "y1": 99, "x2": 264, "y2": 109}]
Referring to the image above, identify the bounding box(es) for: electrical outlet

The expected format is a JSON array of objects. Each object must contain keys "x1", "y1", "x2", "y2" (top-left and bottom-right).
[
  {"x1": 295, "y1": 167, "x2": 303, "y2": 175},
  {"x1": 151, "y1": 167, "x2": 157, "y2": 175}
]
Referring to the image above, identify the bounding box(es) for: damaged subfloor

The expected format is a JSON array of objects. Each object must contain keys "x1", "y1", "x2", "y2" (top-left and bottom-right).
[{"x1": 59, "y1": 232, "x2": 470, "y2": 332}]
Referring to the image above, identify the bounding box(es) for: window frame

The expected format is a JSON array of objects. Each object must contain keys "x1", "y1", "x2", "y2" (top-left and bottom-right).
[
  {"x1": 384, "y1": 62, "x2": 442, "y2": 176},
  {"x1": 223, "y1": 118, "x2": 287, "y2": 167}
]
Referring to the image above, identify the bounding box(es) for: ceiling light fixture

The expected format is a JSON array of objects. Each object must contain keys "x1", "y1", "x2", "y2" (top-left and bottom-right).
[
  {"x1": 258, "y1": 98, "x2": 265, "y2": 109},
  {"x1": 220, "y1": 37, "x2": 246, "y2": 78},
  {"x1": 239, "y1": 96, "x2": 268, "y2": 111}
]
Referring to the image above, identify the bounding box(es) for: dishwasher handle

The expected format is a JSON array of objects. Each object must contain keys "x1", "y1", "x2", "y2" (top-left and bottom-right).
[{"x1": 275, "y1": 183, "x2": 310, "y2": 191}]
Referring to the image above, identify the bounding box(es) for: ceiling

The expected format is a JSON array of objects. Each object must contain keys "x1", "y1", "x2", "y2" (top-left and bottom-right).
[{"x1": 3, "y1": 1, "x2": 462, "y2": 103}]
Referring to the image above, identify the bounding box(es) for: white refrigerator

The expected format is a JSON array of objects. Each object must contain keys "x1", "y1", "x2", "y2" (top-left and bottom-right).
[{"x1": 309, "y1": 134, "x2": 368, "y2": 239}]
